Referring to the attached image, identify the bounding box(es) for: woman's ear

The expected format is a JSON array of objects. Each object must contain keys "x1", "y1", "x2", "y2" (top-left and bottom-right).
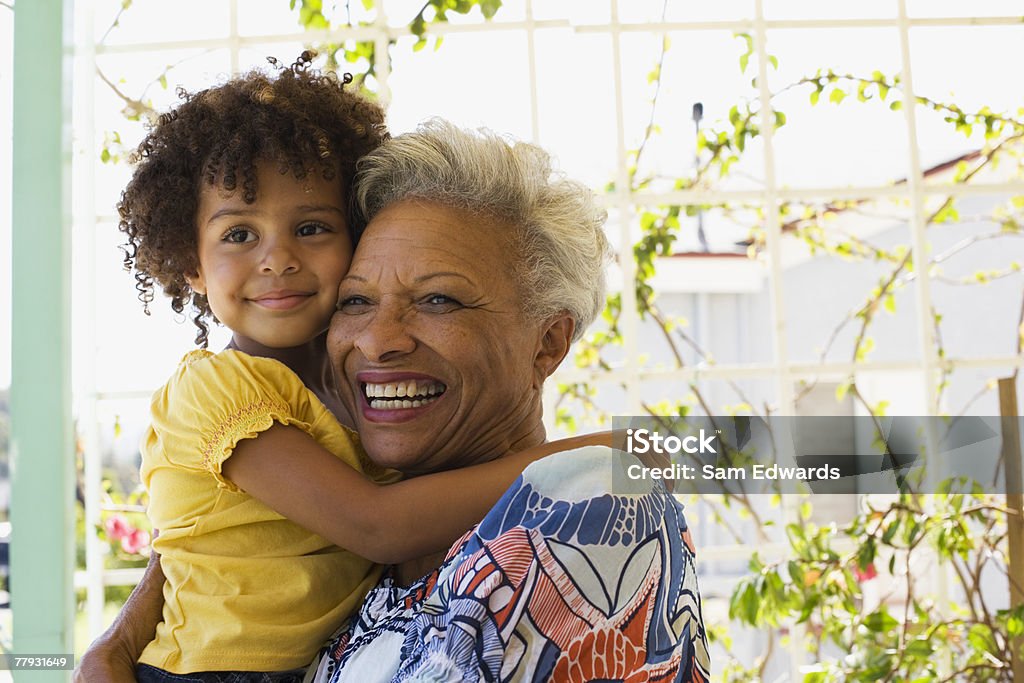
[{"x1": 533, "y1": 313, "x2": 575, "y2": 387}]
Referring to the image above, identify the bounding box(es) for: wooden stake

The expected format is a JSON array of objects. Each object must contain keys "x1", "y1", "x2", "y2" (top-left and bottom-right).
[{"x1": 998, "y1": 377, "x2": 1024, "y2": 681}]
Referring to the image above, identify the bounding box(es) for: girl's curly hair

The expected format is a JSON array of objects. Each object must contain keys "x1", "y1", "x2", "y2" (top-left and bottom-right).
[{"x1": 118, "y1": 53, "x2": 388, "y2": 348}]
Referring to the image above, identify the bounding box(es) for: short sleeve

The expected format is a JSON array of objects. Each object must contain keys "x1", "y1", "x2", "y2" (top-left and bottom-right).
[{"x1": 150, "y1": 349, "x2": 318, "y2": 492}]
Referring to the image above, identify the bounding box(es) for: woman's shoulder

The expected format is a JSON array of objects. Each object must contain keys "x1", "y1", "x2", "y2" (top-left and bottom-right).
[
  {"x1": 517, "y1": 444, "x2": 661, "y2": 500},
  {"x1": 474, "y1": 444, "x2": 687, "y2": 550}
]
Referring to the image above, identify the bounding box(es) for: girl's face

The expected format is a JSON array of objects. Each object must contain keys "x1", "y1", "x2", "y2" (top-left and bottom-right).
[{"x1": 189, "y1": 161, "x2": 351, "y2": 351}]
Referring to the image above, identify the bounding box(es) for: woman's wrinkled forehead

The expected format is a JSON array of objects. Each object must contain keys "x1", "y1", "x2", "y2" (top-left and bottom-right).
[{"x1": 349, "y1": 200, "x2": 518, "y2": 287}]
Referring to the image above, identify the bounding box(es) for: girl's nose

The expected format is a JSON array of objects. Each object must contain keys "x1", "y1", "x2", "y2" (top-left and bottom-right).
[{"x1": 260, "y1": 241, "x2": 300, "y2": 275}]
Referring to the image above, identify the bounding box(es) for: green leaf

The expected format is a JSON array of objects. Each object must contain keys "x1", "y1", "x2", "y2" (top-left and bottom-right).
[
  {"x1": 855, "y1": 336, "x2": 875, "y2": 362},
  {"x1": 904, "y1": 637, "x2": 933, "y2": 658},
  {"x1": 857, "y1": 80, "x2": 870, "y2": 102},
  {"x1": 829, "y1": 88, "x2": 846, "y2": 105},
  {"x1": 413, "y1": 36, "x2": 427, "y2": 52},
  {"x1": 889, "y1": 100, "x2": 902, "y2": 111},
  {"x1": 774, "y1": 111, "x2": 786, "y2": 128},
  {"x1": 809, "y1": 89, "x2": 820, "y2": 106},
  {"x1": 857, "y1": 537, "x2": 877, "y2": 569},
  {"x1": 967, "y1": 623, "x2": 994, "y2": 652},
  {"x1": 788, "y1": 560, "x2": 803, "y2": 585},
  {"x1": 739, "y1": 53, "x2": 749, "y2": 73},
  {"x1": 410, "y1": 13, "x2": 427, "y2": 37},
  {"x1": 882, "y1": 518, "x2": 899, "y2": 543},
  {"x1": 158, "y1": 73, "x2": 167, "y2": 90},
  {"x1": 1007, "y1": 614, "x2": 1024, "y2": 637},
  {"x1": 768, "y1": 55, "x2": 778, "y2": 69},
  {"x1": 934, "y1": 202, "x2": 959, "y2": 224},
  {"x1": 862, "y1": 609, "x2": 898, "y2": 632},
  {"x1": 479, "y1": 0, "x2": 502, "y2": 19}
]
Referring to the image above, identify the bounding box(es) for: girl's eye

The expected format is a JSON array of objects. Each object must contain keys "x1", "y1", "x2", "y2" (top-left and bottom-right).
[
  {"x1": 224, "y1": 227, "x2": 256, "y2": 243},
  {"x1": 297, "y1": 222, "x2": 330, "y2": 237}
]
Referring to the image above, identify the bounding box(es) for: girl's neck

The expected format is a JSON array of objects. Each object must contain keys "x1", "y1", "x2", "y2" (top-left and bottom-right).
[
  {"x1": 227, "y1": 332, "x2": 324, "y2": 377},
  {"x1": 225, "y1": 332, "x2": 352, "y2": 428}
]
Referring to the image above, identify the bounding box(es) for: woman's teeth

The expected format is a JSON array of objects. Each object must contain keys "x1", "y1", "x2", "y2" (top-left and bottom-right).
[{"x1": 363, "y1": 380, "x2": 446, "y2": 409}]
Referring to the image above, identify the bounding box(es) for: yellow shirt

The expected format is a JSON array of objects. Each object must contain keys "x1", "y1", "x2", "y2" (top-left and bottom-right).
[{"x1": 138, "y1": 349, "x2": 392, "y2": 673}]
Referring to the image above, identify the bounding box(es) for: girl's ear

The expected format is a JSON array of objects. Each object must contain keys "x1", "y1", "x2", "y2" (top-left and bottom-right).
[
  {"x1": 186, "y1": 271, "x2": 206, "y2": 296},
  {"x1": 532, "y1": 313, "x2": 575, "y2": 388}
]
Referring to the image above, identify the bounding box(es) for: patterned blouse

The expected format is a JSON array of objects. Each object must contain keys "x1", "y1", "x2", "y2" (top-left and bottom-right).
[{"x1": 308, "y1": 446, "x2": 710, "y2": 682}]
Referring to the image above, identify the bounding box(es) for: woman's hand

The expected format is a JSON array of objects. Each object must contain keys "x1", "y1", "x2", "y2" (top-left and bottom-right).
[
  {"x1": 75, "y1": 552, "x2": 165, "y2": 683},
  {"x1": 75, "y1": 631, "x2": 140, "y2": 683}
]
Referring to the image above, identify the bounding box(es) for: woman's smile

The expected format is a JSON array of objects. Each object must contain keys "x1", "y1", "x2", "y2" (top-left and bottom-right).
[{"x1": 358, "y1": 371, "x2": 448, "y2": 421}]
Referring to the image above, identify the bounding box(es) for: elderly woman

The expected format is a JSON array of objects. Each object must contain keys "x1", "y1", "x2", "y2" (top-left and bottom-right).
[{"x1": 79, "y1": 120, "x2": 710, "y2": 682}]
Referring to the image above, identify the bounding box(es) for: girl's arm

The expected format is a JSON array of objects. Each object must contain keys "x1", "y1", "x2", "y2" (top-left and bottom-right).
[{"x1": 224, "y1": 426, "x2": 610, "y2": 564}]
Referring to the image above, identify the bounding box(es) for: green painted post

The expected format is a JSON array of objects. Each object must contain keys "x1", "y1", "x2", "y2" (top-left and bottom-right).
[{"x1": 10, "y1": 0, "x2": 75, "y2": 679}]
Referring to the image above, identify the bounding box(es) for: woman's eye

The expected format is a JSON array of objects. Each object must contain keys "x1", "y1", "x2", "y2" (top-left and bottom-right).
[
  {"x1": 223, "y1": 228, "x2": 256, "y2": 243},
  {"x1": 424, "y1": 294, "x2": 461, "y2": 308},
  {"x1": 337, "y1": 295, "x2": 371, "y2": 311},
  {"x1": 297, "y1": 222, "x2": 330, "y2": 237}
]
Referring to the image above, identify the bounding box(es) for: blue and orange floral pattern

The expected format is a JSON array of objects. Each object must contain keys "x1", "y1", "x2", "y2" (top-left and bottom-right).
[{"x1": 310, "y1": 447, "x2": 710, "y2": 682}]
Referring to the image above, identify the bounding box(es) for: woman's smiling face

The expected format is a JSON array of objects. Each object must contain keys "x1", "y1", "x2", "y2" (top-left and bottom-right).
[{"x1": 328, "y1": 199, "x2": 568, "y2": 474}]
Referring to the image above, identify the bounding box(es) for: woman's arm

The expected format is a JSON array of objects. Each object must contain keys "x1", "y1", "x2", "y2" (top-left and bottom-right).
[
  {"x1": 75, "y1": 552, "x2": 165, "y2": 683},
  {"x1": 224, "y1": 427, "x2": 610, "y2": 564}
]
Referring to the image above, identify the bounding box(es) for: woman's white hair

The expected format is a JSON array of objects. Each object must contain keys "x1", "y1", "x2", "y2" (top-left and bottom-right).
[{"x1": 353, "y1": 118, "x2": 611, "y2": 342}]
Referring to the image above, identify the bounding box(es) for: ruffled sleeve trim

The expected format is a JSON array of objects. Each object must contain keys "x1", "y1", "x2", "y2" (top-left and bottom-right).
[{"x1": 199, "y1": 401, "x2": 315, "y2": 493}]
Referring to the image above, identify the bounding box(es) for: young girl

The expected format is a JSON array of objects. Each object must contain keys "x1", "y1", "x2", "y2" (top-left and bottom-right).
[{"x1": 117, "y1": 56, "x2": 596, "y2": 682}]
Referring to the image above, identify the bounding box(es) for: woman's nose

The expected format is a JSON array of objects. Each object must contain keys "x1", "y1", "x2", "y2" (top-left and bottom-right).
[{"x1": 353, "y1": 302, "x2": 416, "y2": 362}]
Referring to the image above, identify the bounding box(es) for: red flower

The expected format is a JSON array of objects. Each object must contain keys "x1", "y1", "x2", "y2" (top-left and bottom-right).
[
  {"x1": 120, "y1": 528, "x2": 151, "y2": 555},
  {"x1": 855, "y1": 562, "x2": 878, "y2": 583},
  {"x1": 104, "y1": 514, "x2": 131, "y2": 541}
]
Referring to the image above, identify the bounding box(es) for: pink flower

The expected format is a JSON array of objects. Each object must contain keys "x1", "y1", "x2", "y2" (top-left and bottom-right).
[
  {"x1": 855, "y1": 562, "x2": 878, "y2": 583},
  {"x1": 121, "y1": 528, "x2": 151, "y2": 555},
  {"x1": 104, "y1": 514, "x2": 131, "y2": 541}
]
